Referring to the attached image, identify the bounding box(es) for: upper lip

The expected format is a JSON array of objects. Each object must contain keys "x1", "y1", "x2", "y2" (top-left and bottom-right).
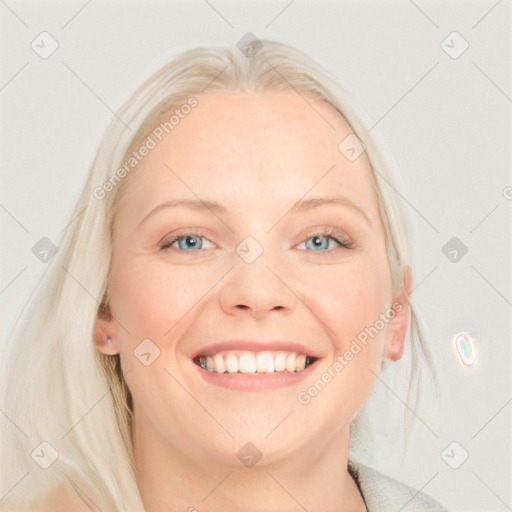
[{"x1": 191, "y1": 340, "x2": 321, "y2": 359}]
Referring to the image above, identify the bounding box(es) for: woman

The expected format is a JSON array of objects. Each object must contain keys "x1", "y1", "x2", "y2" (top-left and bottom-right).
[{"x1": 1, "y1": 39, "x2": 447, "y2": 511}]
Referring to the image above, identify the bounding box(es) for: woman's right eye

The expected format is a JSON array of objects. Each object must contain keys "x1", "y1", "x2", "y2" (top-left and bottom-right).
[{"x1": 159, "y1": 232, "x2": 215, "y2": 251}]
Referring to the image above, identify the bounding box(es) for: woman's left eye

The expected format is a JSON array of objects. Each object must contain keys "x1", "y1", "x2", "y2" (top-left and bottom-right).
[{"x1": 296, "y1": 231, "x2": 354, "y2": 252}]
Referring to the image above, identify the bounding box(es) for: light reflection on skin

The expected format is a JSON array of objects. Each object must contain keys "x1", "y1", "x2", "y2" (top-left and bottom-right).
[{"x1": 94, "y1": 92, "x2": 412, "y2": 512}]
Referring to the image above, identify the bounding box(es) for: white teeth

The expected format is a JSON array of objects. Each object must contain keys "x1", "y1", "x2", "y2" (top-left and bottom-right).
[
  {"x1": 225, "y1": 354, "x2": 239, "y2": 374},
  {"x1": 213, "y1": 354, "x2": 225, "y2": 374},
  {"x1": 285, "y1": 353, "x2": 296, "y2": 373},
  {"x1": 274, "y1": 352, "x2": 286, "y2": 372},
  {"x1": 256, "y1": 352, "x2": 275, "y2": 373},
  {"x1": 295, "y1": 354, "x2": 306, "y2": 372},
  {"x1": 197, "y1": 351, "x2": 314, "y2": 374},
  {"x1": 238, "y1": 353, "x2": 257, "y2": 373}
]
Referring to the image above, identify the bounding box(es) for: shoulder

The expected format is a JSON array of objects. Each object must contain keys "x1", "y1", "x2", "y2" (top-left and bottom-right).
[
  {"x1": 34, "y1": 484, "x2": 91, "y2": 512},
  {"x1": 348, "y1": 459, "x2": 448, "y2": 512}
]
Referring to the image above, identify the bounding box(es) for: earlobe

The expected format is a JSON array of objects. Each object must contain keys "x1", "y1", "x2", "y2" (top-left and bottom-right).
[
  {"x1": 93, "y1": 303, "x2": 120, "y2": 355},
  {"x1": 384, "y1": 266, "x2": 412, "y2": 362},
  {"x1": 94, "y1": 331, "x2": 120, "y2": 355}
]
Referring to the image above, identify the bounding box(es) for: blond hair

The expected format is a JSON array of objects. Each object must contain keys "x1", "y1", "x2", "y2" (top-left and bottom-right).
[{"x1": 0, "y1": 39, "x2": 439, "y2": 511}]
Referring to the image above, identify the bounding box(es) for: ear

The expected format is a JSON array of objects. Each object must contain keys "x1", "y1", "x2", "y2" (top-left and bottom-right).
[
  {"x1": 383, "y1": 265, "x2": 412, "y2": 362},
  {"x1": 93, "y1": 300, "x2": 120, "y2": 355}
]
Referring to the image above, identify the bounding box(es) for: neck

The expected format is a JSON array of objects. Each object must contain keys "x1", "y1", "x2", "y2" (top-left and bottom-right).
[{"x1": 133, "y1": 413, "x2": 366, "y2": 512}]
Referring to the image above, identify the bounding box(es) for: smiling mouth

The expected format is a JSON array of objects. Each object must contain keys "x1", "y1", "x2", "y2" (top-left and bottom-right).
[{"x1": 193, "y1": 351, "x2": 318, "y2": 374}]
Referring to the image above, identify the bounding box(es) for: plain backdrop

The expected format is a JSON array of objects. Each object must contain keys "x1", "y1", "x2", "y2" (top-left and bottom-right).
[{"x1": 1, "y1": 1, "x2": 511, "y2": 510}]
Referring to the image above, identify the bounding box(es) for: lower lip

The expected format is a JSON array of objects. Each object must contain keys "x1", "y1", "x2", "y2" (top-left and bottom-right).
[{"x1": 193, "y1": 360, "x2": 319, "y2": 391}]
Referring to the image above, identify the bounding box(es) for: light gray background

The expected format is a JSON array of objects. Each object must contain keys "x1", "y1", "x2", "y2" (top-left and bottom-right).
[{"x1": 1, "y1": 1, "x2": 511, "y2": 510}]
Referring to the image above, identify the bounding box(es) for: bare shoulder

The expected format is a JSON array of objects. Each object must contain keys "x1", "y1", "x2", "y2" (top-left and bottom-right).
[{"x1": 35, "y1": 484, "x2": 91, "y2": 512}]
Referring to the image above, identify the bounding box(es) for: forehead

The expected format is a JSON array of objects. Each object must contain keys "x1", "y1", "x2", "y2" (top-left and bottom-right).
[{"x1": 116, "y1": 91, "x2": 379, "y2": 224}]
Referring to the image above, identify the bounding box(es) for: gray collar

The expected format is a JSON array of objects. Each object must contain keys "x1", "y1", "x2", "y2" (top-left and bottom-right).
[{"x1": 347, "y1": 459, "x2": 447, "y2": 512}]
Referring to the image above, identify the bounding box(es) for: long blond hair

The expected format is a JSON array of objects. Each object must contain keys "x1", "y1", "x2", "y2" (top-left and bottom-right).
[{"x1": 0, "y1": 39, "x2": 439, "y2": 511}]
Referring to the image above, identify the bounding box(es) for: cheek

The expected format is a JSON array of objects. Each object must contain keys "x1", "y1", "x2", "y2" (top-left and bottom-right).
[
  {"x1": 298, "y1": 259, "x2": 392, "y2": 425},
  {"x1": 108, "y1": 259, "x2": 203, "y2": 416},
  {"x1": 313, "y1": 257, "x2": 392, "y2": 355},
  {"x1": 108, "y1": 256, "x2": 219, "y2": 343}
]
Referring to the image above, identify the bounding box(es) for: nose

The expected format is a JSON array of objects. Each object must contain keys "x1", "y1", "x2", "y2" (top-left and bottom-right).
[{"x1": 218, "y1": 254, "x2": 299, "y2": 321}]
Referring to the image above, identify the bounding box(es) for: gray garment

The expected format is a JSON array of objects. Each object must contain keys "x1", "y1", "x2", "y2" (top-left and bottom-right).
[{"x1": 348, "y1": 459, "x2": 448, "y2": 512}]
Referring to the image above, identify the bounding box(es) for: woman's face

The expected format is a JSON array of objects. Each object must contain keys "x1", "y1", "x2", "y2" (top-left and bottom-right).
[{"x1": 96, "y1": 91, "x2": 410, "y2": 467}]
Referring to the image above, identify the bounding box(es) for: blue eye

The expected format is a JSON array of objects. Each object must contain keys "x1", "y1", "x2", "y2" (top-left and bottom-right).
[
  {"x1": 175, "y1": 235, "x2": 202, "y2": 250},
  {"x1": 160, "y1": 233, "x2": 214, "y2": 251},
  {"x1": 300, "y1": 234, "x2": 351, "y2": 251}
]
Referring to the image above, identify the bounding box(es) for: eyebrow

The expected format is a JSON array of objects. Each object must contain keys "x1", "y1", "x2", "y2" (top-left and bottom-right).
[
  {"x1": 138, "y1": 196, "x2": 371, "y2": 227},
  {"x1": 291, "y1": 196, "x2": 371, "y2": 225}
]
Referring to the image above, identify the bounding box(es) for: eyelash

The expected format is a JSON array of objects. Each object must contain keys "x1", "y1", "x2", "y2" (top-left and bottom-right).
[{"x1": 159, "y1": 226, "x2": 355, "y2": 253}]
